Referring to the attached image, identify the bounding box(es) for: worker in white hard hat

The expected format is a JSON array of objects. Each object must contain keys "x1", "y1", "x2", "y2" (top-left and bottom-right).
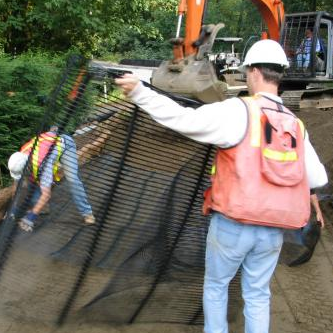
[
  {"x1": 7, "y1": 152, "x2": 28, "y2": 181},
  {"x1": 115, "y1": 39, "x2": 327, "y2": 333},
  {"x1": 7, "y1": 129, "x2": 95, "y2": 232},
  {"x1": 7, "y1": 131, "x2": 63, "y2": 231}
]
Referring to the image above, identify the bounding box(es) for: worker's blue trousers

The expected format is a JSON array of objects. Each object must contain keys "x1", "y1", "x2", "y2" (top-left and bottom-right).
[
  {"x1": 203, "y1": 212, "x2": 283, "y2": 333},
  {"x1": 61, "y1": 134, "x2": 93, "y2": 216},
  {"x1": 296, "y1": 53, "x2": 310, "y2": 68}
]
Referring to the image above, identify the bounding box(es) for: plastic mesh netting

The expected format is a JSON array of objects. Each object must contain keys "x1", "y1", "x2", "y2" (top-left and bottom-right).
[{"x1": 0, "y1": 56, "x2": 319, "y2": 328}]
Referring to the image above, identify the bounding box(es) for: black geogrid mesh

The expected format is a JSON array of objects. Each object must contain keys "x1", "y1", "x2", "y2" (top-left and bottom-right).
[
  {"x1": 0, "y1": 56, "x2": 223, "y2": 326},
  {"x1": 0, "y1": 56, "x2": 316, "y2": 327}
]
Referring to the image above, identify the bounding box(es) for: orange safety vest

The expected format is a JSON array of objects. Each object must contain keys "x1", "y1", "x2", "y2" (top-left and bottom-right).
[
  {"x1": 203, "y1": 95, "x2": 310, "y2": 229},
  {"x1": 20, "y1": 132, "x2": 63, "y2": 183}
]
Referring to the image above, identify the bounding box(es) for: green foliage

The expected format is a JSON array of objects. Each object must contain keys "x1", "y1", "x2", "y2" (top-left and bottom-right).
[
  {"x1": 0, "y1": 0, "x2": 178, "y2": 58},
  {"x1": 205, "y1": 0, "x2": 262, "y2": 53},
  {"x1": 283, "y1": 0, "x2": 332, "y2": 12},
  {"x1": 1, "y1": 0, "x2": 333, "y2": 58},
  {"x1": 0, "y1": 0, "x2": 103, "y2": 54},
  {"x1": 0, "y1": 52, "x2": 65, "y2": 182},
  {"x1": 96, "y1": 0, "x2": 177, "y2": 60}
]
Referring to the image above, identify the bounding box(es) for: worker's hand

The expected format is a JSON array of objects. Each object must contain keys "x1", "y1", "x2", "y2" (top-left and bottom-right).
[
  {"x1": 310, "y1": 193, "x2": 325, "y2": 228},
  {"x1": 316, "y1": 210, "x2": 325, "y2": 228},
  {"x1": 115, "y1": 74, "x2": 140, "y2": 95}
]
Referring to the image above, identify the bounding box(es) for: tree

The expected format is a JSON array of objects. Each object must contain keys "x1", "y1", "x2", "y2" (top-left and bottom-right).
[
  {"x1": 96, "y1": 0, "x2": 178, "y2": 59},
  {"x1": 0, "y1": 0, "x2": 105, "y2": 54},
  {"x1": 0, "y1": 53, "x2": 64, "y2": 183},
  {"x1": 0, "y1": 0, "x2": 179, "y2": 57}
]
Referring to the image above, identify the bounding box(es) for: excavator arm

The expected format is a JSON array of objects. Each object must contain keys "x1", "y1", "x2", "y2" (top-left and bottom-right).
[
  {"x1": 178, "y1": 0, "x2": 284, "y2": 58},
  {"x1": 153, "y1": 0, "x2": 286, "y2": 102}
]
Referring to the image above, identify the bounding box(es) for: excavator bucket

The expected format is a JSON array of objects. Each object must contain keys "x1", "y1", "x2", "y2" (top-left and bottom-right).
[
  {"x1": 151, "y1": 24, "x2": 246, "y2": 103},
  {"x1": 152, "y1": 55, "x2": 232, "y2": 103}
]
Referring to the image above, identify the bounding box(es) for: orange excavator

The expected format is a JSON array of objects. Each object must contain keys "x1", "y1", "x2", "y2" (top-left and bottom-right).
[
  {"x1": 151, "y1": 0, "x2": 333, "y2": 110},
  {"x1": 170, "y1": 0, "x2": 283, "y2": 59}
]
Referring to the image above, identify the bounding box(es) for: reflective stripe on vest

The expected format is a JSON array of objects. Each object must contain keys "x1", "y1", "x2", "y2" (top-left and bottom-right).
[
  {"x1": 297, "y1": 119, "x2": 305, "y2": 138},
  {"x1": 21, "y1": 134, "x2": 63, "y2": 182},
  {"x1": 250, "y1": 105, "x2": 261, "y2": 147},
  {"x1": 263, "y1": 148, "x2": 297, "y2": 162}
]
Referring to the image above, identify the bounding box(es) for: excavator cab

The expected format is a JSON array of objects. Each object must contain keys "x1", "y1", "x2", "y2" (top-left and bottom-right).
[
  {"x1": 211, "y1": 37, "x2": 243, "y2": 79},
  {"x1": 280, "y1": 11, "x2": 333, "y2": 83}
]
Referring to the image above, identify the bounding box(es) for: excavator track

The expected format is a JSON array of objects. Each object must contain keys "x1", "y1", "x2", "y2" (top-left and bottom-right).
[
  {"x1": 224, "y1": 86, "x2": 333, "y2": 114},
  {"x1": 281, "y1": 88, "x2": 333, "y2": 113}
]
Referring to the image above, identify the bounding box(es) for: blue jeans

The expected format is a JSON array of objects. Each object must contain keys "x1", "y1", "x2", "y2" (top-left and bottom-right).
[
  {"x1": 61, "y1": 135, "x2": 92, "y2": 216},
  {"x1": 26, "y1": 182, "x2": 42, "y2": 209},
  {"x1": 12, "y1": 181, "x2": 42, "y2": 216},
  {"x1": 297, "y1": 53, "x2": 310, "y2": 68},
  {"x1": 203, "y1": 213, "x2": 283, "y2": 333}
]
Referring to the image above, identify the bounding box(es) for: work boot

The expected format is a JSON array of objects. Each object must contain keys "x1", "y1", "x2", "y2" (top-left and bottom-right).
[
  {"x1": 19, "y1": 217, "x2": 35, "y2": 232},
  {"x1": 83, "y1": 214, "x2": 96, "y2": 225},
  {"x1": 18, "y1": 212, "x2": 38, "y2": 232}
]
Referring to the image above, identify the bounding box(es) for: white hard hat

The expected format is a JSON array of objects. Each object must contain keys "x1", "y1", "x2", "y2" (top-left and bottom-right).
[
  {"x1": 7, "y1": 152, "x2": 28, "y2": 180},
  {"x1": 241, "y1": 39, "x2": 289, "y2": 69}
]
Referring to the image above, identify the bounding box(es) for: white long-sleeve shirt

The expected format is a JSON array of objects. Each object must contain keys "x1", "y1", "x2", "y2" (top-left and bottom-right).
[{"x1": 129, "y1": 82, "x2": 328, "y2": 189}]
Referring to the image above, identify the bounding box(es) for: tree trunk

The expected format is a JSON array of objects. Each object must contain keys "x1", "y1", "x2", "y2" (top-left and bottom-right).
[{"x1": 311, "y1": 0, "x2": 316, "y2": 11}]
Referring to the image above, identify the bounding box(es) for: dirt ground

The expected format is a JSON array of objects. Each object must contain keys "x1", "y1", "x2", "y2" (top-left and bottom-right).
[
  {"x1": 1, "y1": 104, "x2": 333, "y2": 333},
  {"x1": 1, "y1": 225, "x2": 332, "y2": 333}
]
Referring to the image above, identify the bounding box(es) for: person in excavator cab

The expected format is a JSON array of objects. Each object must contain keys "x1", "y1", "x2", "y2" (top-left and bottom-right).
[
  {"x1": 115, "y1": 39, "x2": 328, "y2": 333},
  {"x1": 7, "y1": 126, "x2": 95, "y2": 232},
  {"x1": 296, "y1": 27, "x2": 325, "y2": 70}
]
